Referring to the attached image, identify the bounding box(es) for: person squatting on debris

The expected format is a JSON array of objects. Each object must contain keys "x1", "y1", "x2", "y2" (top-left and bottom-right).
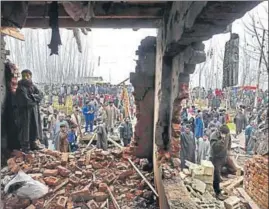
[
  {"x1": 16, "y1": 69, "x2": 43, "y2": 153},
  {"x1": 180, "y1": 124, "x2": 196, "y2": 169},
  {"x1": 120, "y1": 117, "x2": 133, "y2": 147},
  {"x1": 96, "y1": 118, "x2": 108, "y2": 150},
  {"x1": 210, "y1": 124, "x2": 231, "y2": 200}
]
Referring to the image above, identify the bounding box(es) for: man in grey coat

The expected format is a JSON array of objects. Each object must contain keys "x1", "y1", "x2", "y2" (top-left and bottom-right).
[{"x1": 120, "y1": 117, "x2": 133, "y2": 146}]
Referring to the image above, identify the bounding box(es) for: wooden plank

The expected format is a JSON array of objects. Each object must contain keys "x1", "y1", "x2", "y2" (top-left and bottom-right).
[
  {"x1": 21, "y1": 18, "x2": 160, "y2": 28},
  {"x1": 237, "y1": 188, "x2": 260, "y2": 209},
  {"x1": 0, "y1": 27, "x2": 25, "y2": 41},
  {"x1": 226, "y1": 176, "x2": 244, "y2": 191}
]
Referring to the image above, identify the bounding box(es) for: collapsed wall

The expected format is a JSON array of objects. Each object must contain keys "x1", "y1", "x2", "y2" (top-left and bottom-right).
[
  {"x1": 130, "y1": 36, "x2": 156, "y2": 161},
  {"x1": 244, "y1": 155, "x2": 269, "y2": 209}
]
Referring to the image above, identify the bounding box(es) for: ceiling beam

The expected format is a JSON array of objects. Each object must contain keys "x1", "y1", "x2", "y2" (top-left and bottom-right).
[
  {"x1": 26, "y1": 3, "x2": 164, "y2": 19},
  {"x1": 21, "y1": 18, "x2": 161, "y2": 28}
]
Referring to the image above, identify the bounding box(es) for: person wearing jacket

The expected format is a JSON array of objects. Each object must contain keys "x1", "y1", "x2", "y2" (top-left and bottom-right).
[
  {"x1": 16, "y1": 69, "x2": 43, "y2": 153},
  {"x1": 210, "y1": 124, "x2": 231, "y2": 200},
  {"x1": 83, "y1": 101, "x2": 95, "y2": 133},
  {"x1": 68, "y1": 124, "x2": 78, "y2": 152},
  {"x1": 96, "y1": 118, "x2": 108, "y2": 150},
  {"x1": 120, "y1": 117, "x2": 133, "y2": 146},
  {"x1": 195, "y1": 112, "x2": 204, "y2": 139}
]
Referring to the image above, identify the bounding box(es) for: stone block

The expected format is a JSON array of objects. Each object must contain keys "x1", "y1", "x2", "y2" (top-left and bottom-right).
[
  {"x1": 43, "y1": 169, "x2": 58, "y2": 177},
  {"x1": 193, "y1": 174, "x2": 213, "y2": 184},
  {"x1": 56, "y1": 196, "x2": 68, "y2": 209},
  {"x1": 201, "y1": 160, "x2": 214, "y2": 176},
  {"x1": 224, "y1": 196, "x2": 241, "y2": 209},
  {"x1": 191, "y1": 179, "x2": 206, "y2": 194}
]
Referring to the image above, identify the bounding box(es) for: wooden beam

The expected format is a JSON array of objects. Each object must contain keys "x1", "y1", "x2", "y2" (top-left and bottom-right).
[
  {"x1": 21, "y1": 18, "x2": 161, "y2": 28},
  {"x1": 26, "y1": 3, "x2": 164, "y2": 19}
]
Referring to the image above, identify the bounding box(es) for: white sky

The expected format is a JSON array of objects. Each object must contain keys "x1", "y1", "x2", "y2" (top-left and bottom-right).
[{"x1": 89, "y1": 29, "x2": 157, "y2": 84}]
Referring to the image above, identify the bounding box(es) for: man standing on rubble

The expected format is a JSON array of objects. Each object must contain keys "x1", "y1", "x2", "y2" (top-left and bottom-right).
[
  {"x1": 16, "y1": 69, "x2": 43, "y2": 153},
  {"x1": 210, "y1": 124, "x2": 231, "y2": 200},
  {"x1": 180, "y1": 124, "x2": 196, "y2": 169},
  {"x1": 96, "y1": 118, "x2": 108, "y2": 150},
  {"x1": 120, "y1": 117, "x2": 133, "y2": 146}
]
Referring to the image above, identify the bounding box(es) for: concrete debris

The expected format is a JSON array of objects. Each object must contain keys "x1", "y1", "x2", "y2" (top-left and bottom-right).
[
  {"x1": 224, "y1": 196, "x2": 241, "y2": 209},
  {"x1": 1, "y1": 146, "x2": 158, "y2": 209}
]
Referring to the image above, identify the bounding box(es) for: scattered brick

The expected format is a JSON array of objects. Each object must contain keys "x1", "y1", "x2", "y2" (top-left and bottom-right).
[
  {"x1": 118, "y1": 170, "x2": 133, "y2": 180},
  {"x1": 86, "y1": 200, "x2": 99, "y2": 209},
  {"x1": 44, "y1": 176, "x2": 60, "y2": 186},
  {"x1": 98, "y1": 183, "x2": 108, "y2": 193},
  {"x1": 7, "y1": 158, "x2": 20, "y2": 173},
  {"x1": 71, "y1": 189, "x2": 93, "y2": 202},
  {"x1": 61, "y1": 152, "x2": 69, "y2": 165},
  {"x1": 43, "y1": 169, "x2": 58, "y2": 177},
  {"x1": 57, "y1": 166, "x2": 71, "y2": 177},
  {"x1": 105, "y1": 173, "x2": 117, "y2": 185},
  {"x1": 56, "y1": 196, "x2": 68, "y2": 209},
  {"x1": 92, "y1": 192, "x2": 108, "y2": 202},
  {"x1": 69, "y1": 175, "x2": 80, "y2": 186}
]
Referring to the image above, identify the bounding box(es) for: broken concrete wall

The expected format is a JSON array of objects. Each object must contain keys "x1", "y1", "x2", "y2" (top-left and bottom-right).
[{"x1": 130, "y1": 36, "x2": 156, "y2": 160}]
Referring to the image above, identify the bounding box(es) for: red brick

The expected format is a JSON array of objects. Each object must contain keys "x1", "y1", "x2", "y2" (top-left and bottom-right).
[
  {"x1": 69, "y1": 175, "x2": 80, "y2": 186},
  {"x1": 135, "y1": 190, "x2": 143, "y2": 196},
  {"x1": 111, "y1": 150, "x2": 122, "y2": 158},
  {"x1": 93, "y1": 192, "x2": 108, "y2": 202},
  {"x1": 43, "y1": 169, "x2": 58, "y2": 177},
  {"x1": 57, "y1": 166, "x2": 71, "y2": 177},
  {"x1": 61, "y1": 153, "x2": 69, "y2": 165},
  {"x1": 126, "y1": 193, "x2": 135, "y2": 200},
  {"x1": 98, "y1": 183, "x2": 108, "y2": 193},
  {"x1": 71, "y1": 189, "x2": 93, "y2": 202},
  {"x1": 96, "y1": 155, "x2": 105, "y2": 161},
  {"x1": 92, "y1": 161, "x2": 102, "y2": 169},
  {"x1": 44, "y1": 176, "x2": 59, "y2": 186},
  {"x1": 25, "y1": 154, "x2": 34, "y2": 164},
  {"x1": 86, "y1": 200, "x2": 99, "y2": 209},
  {"x1": 80, "y1": 179, "x2": 89, "y2": 186},
  {"x1": 77, "y1": 158, "x2": 85, "y2": 166},
  {"x1": 84, "y1": 170, "x2": 92, "y2": 178},
  {"x1": 56, "y1": 196, "x2": 68, "y2": 209},
  {"x1": 7, "y1": 158, "x2": 20, "y2": 173},
  {"x1": 32, "y1": 199, "x2": 44, "y2": 208},
  {"x1": 118, "y1": 170, "x2": 133, "y2": 180},
  {"x1": 105, "y1": 173, "x2": 117, "y2": 185}
]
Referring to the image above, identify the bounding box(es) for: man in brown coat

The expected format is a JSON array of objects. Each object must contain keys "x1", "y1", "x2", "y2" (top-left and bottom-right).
[{"x1": 55, "y1": 123, "x2": 69, "y2": 152}]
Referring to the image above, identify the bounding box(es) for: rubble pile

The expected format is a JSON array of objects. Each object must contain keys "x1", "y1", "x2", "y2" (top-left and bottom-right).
[
  {"x1": 178, "y1": 160, "x2": 225, "y2": 209},
  {"x1": 1, "y1": 147, "x2": 158, "y2": 209},
  {"x1": 244, "y1": 155, "x2": 268, "y2": 209}
]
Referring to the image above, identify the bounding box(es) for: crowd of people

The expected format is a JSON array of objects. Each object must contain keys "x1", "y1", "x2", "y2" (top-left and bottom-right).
[
  {"x1": 179, "y1": 104, "x2": 268, "y2": 200},
  {"x1": 190, "y1": 87, "x2": 268, "y2": 109},
  {"x1": 38, "y1": 82, "x2": 135, "y2": 153}
]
